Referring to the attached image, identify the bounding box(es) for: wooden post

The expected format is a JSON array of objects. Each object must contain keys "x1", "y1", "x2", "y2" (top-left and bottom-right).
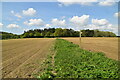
[{"x1": 79, "y1": 30, "x2": 81, "y2": 47}]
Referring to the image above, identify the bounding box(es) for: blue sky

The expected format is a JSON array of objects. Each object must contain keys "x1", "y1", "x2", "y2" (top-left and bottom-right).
[{"x1": 0, "y1": 2, "x2": 119, "y2": 35}]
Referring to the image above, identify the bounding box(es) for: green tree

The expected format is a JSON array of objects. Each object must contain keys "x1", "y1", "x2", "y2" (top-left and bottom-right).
[
  {"x1": 34, "y1": 32, "x2": 41, "y2": 37},
  {"x1": 22, "y1": 33, "x2": 29, "y2": 38},
  {"x1": 45, "y1": 32, "x2": 52, "y2": 37},
  {"x1": 54, "y1": 28, "x2": 63, "y2": 37},
  {"x1": 29, "y1": 33, "x2": 34, "y2": 37}
]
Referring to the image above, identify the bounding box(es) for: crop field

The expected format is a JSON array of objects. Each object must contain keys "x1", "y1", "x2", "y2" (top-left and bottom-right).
[
  {"x1": 1, "y1": 37, "x2": 119, "y2": 78},
  {"x1": 39, "y1": 39, "x2": 119, "y2": 79},
  {"x1": 62, "y1": 37, "x2": 119, "y2": 60},
  {"x1": 2, "y1": 38, "x2": 55, "y2": 78}
]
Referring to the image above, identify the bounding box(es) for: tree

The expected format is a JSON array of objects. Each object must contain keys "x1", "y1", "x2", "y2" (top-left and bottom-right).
[
  {"x1": 45, "y1": 32, "x2": 51, "y2": 37},
  {"x1": 29, "y1": 33, "x2": 34, "y2": 37},
  {"x1": 34, "y1": 32, "x2": 41, "y2": 37},
  {"x1": 54, "y1": 28, "x2": 63, "y2": 37},
  {"x1": 22, "y1": 32, "x2": 30, "y2": 38},
  {"x1": 62, "y1": 29, "x2": 68, "y2": 37}
]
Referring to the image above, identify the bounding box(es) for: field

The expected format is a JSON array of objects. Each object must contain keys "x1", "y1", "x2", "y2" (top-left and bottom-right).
[
  {"x1": 62, "y1": 37, "x2": 119, "y2": 60},
  {"x1": 2, "y1": 38, "x2": 55, "y2": 78},
  {"x1": 1, "y1": 37, "x2": 119, "y2": 78},
  {"x1": 39, "y1": 39, "x2": 119, "y2": 78}
]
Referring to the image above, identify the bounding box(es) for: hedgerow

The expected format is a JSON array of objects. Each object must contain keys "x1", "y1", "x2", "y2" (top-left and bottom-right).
[{"x1": 38, "y1": 39, "x2": 119, "y2": 79}]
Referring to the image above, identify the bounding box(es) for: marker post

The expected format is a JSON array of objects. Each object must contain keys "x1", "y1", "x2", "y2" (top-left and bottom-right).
[{"x1": 79, "y1": 30, "x2": 82, "y2": 47}]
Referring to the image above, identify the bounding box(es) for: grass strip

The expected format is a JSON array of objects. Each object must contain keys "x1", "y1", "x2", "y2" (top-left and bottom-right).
[{"x1": 38, "y1": 39, "x2": 119, "y2": 79}]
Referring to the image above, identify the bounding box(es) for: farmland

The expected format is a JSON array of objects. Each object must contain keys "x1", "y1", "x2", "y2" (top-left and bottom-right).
[
  {"x1": 62, "y1": 37, "x2": 119, "y2": 60},
  {"x1": 1, "y1": 37, "x2": 119, "y2": 78},
  {"x1": 2, "y1": 38, "x2": 55, "y2": 78},
  {"x1": 39, "y1": 39, "x2": 119, "y2": 78}
]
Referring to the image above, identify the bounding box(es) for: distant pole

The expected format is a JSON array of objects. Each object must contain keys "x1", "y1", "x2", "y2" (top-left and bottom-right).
[{"x1": 79, "y1": 30, "x2": 82, "y2": 47}]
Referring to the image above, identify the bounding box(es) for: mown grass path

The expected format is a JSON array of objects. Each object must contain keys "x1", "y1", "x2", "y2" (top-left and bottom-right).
[{"x1": 39, "y1": 39, "x2": 119, "y2": 79}]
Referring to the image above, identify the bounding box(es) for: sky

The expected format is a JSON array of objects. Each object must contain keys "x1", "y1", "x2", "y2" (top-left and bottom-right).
[{"x1": 0, "y1": 1, "x2": 119, "y2": 35}]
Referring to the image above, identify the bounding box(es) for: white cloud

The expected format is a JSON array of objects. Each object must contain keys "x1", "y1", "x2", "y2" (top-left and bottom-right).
[
  {"x1": 84, "y1": 18, "x2": 118, "y2": 35},
  {"x1": 61, "y1": 16, "x2": 66, "y2": 19},
  {"x1": 69, "y1": 15, "x2": 90, "y2": 27},
  {"x1": 22, "y1": 8, "x2": 36, "y2": 16},
  {"x1": 92, "y1": 19, "x2": 109, "y2": 26},
  {"x1": 0, "y1": 23, "x2": 3, "y2": 28},
  {"x1": 11, "y1": 10, "x2": 14, "y2": 14},
  {"x1": 57, "y1": 0, "x2": 117, "y2": 6},
  {"x1": 24, "y1": 19, "x2": 44, "y2": 26},
  {"x1": 15, "y1": 13, "x2": 22, "y2": 18},
  {"x1": 11, "y1": 8, "x2": 36, "y2": 18},
  {"x1": 51, "y1": 18, "x2": 66, "y2": 26},
  {"x1": 58, "y1": 0, "x2": 97, "y2": 2},
  {"x1": 85, "y1": 23, "x2": 112, "y2": 30},
  {"x1": 98, "y1": 0, "x2": 115, "y2": 6},
  {"x1": 86, "y1": 24, "x2": 118, "y2": 35},
  {"x1": 11, "y1": 10, "x2": 22, "y2": 18},
  {"x1": 23, "y1": 28, "x2": 29, "y2": 32},
  {"x1": 7, "y1": 24, "x2": 20, "y2": 28},
  {"x1": 45, "y1": 24, "x2": 51, "y2": 28},
  {"x1": 114, "y1": 12, "x2": 120, "y2": 17},
  {"x1": 57, "y1": 0, "x2": 97, "y2": 6}
]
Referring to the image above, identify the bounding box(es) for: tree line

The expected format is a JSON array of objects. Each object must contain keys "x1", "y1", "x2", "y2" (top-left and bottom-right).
[
  {"x1": 0, "y1": 32, "x2": 21, "y2": 39},
  {"x1": 21, "y1": 28, "x2": 116, "y2": 38},
  {"x1": 0, "y1": 28, "x2": 116, "y2": 39}
]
